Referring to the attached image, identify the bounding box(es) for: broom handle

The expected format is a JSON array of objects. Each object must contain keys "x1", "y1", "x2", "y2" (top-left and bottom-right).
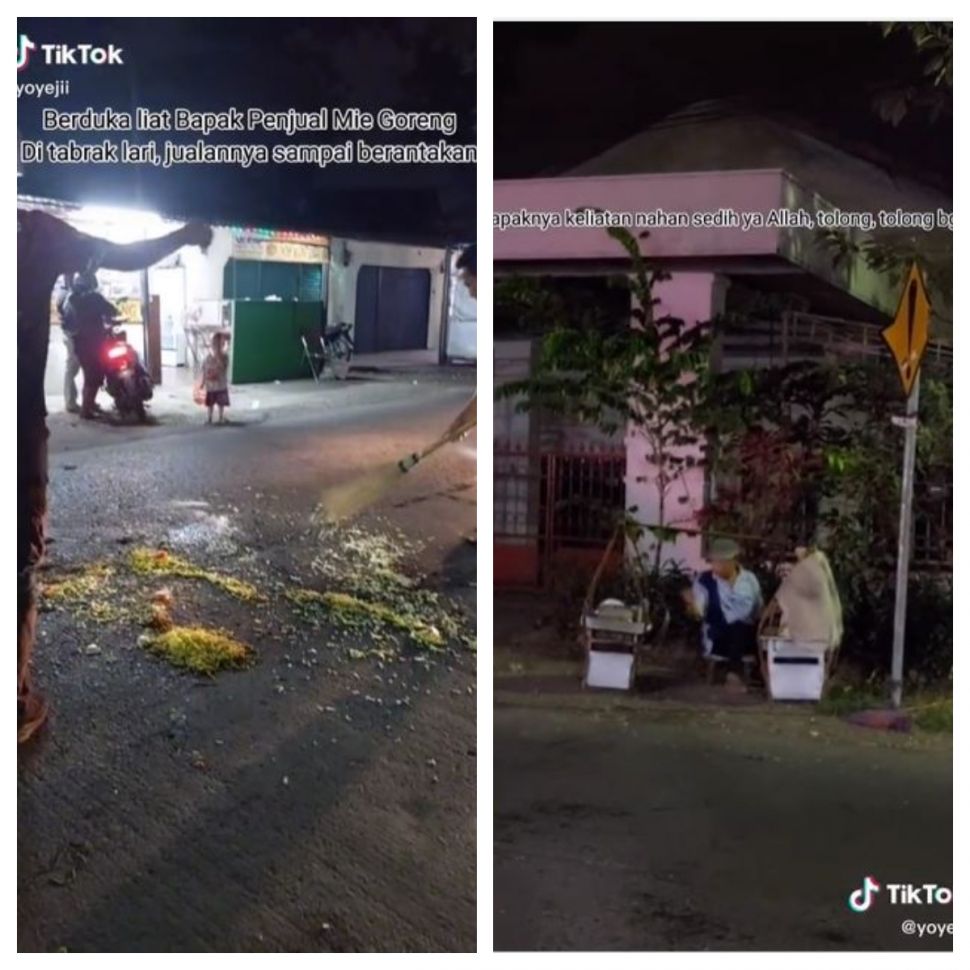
[
  {"x1": 426, "y1": 417, "x2": 476, "y2": 455},
  {"x1": 398, "y1": 418, "x2": 477, "y2": 472}
]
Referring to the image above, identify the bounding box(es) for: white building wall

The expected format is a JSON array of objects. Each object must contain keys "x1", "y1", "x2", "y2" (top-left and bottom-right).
[
  {"x1": 625, "y1": 272, "x2": 729, "y2": 573},
  {"x1": 180, "y1": 226, "x2": 233, "y2": 302}
]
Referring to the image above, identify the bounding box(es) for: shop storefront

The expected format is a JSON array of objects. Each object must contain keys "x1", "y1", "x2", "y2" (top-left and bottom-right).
[
  {"x1": 22, "y1": 193, "x2": 467, "y2": 405},
  {"x1": 218, "y1": 227, "x2": 330, "y2": 383},
  {"x1": 21, "y1": 196, "x2": 332, "y2": 397}
]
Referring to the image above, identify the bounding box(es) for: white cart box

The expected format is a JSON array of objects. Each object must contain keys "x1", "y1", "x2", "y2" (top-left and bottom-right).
[
  {"x1": 582, "y1": 599, "x2": 646, "y2": 691},
  {"x1": 585, "y1": 650, "x2": 636, "y2": 690},
  {"x1": 763, "y1": 637, "x2": 829, "y2": 701}
]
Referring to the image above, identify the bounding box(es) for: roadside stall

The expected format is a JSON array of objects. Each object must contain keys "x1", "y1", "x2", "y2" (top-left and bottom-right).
[{"x1": 580, "y1": 528, "x2": 651, "y2": 691}]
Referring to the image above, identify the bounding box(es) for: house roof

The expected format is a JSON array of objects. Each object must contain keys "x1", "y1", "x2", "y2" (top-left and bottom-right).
[{"x1": 567, "y1": 100, "x2": 951, "y2": 214}]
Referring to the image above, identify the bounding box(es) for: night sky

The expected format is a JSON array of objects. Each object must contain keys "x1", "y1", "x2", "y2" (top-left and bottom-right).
[
  {"x1": 17, "y1": 18, "x2": 476, "y2": 244},
  {"x1": 495, "y1": 22, "x2": 951, "y2": 191}
]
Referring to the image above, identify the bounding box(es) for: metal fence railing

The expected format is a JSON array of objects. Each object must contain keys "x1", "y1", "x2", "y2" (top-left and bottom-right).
[
  {"x1": 539, "y1": 450, "x2": 627, "y2": 554},
  {"x1": 495, "y1": 443, "x2": 627, "y2": 587},
  {"x1": 718, "y1": 310, "x2": 952, "y2": 377}
]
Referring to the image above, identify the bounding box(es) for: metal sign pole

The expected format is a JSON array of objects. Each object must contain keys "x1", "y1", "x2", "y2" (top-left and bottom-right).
[{"x1": 890, "y1": 371, "x2": 920, "y2": 709}]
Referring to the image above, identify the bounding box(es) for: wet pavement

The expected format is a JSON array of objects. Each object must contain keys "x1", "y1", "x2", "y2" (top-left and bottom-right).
[
  {"x1": 494, "y1": 690, "x2": 952, "y2": 952},
  {"x1": 492, "y1": 592, "x2": 952, "y2": 952},
  {"x1": 19, "y1": 375, "x2": 477, "y2": 952}
]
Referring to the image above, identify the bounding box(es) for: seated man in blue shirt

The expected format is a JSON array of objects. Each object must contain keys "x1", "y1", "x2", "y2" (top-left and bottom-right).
[{"x1": 682, "y1": 538, "x2": 763, "y2": 688}]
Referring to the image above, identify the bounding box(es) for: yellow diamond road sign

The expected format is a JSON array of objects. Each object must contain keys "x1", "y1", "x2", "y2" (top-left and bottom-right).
[{"x1": 882, "y1": 261, "x2": 932, "y2": 397}]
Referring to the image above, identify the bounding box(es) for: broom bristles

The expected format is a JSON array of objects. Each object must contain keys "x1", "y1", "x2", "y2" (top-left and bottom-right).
[
  {"x1": 316, "y1": 418, "x2": 475, "y2": 524},
  {"x1": 316, "y1": 461, "x2": 408, "y2": 524}
]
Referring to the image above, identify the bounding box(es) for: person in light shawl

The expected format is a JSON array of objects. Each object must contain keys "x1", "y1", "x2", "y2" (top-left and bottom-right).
[{"x1": 775, "y1": 545, "x2": 843, "y2": 650}]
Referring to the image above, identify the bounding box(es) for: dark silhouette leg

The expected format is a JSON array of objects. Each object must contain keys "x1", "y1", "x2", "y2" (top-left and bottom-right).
[
  {"x1": 710, "y1": 622, "x2": 757, "y2": 676},
  {"x1": 18, "y1": 320, "x2": 52, "y2": 742}
]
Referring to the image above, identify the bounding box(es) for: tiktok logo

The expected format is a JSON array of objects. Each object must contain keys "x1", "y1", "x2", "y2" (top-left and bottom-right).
[
  {"x1": 17, "y1": 34, "x2": 36, "y2": 72},
  {"x1": 848, "y1": 876, "x2": 881, "y2": 913}
]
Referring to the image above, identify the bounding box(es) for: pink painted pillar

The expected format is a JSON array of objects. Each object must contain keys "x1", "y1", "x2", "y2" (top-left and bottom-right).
[{"x1": 625, "y1": 272, "x2": 728, "y2": 573}]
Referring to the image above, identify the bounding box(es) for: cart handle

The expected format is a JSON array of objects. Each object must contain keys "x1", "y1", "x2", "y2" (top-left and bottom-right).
[{"x1": 582, "y1": 524, "x2": 624, "y2": 616}]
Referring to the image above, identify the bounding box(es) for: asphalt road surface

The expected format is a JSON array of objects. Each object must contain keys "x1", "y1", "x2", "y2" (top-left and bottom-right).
[
  {"x1": 18, "y1": 376, "x2": 477, "y2": 953},
  {"x1": 495, "y1": 697, "x2": 952, "y2": 952}
]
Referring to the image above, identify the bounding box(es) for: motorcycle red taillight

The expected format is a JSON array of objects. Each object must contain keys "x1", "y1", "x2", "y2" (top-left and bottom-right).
[{"x1": 106, "y1": 344, "x2": 128, "y2": 362}]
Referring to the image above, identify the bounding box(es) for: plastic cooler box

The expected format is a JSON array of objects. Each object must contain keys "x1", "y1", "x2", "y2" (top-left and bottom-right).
[{"x1": 763, "y1": 637, "x2": 829, "y2": 701}]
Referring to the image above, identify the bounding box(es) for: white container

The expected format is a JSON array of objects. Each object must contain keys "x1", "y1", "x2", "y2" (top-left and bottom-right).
[
  {"x1": 763, "y1": 637, "x2": 829, "y2": 701},
  {"x1": 585, "y1": 649, "x2": 636, "y2": 690}
]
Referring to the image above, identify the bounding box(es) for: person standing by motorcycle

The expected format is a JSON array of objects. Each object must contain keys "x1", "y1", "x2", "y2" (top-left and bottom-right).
[
  {"x1": 55, "y1": 278, "x2": 82, "y2": 414},
  {"x1": 60, "y1": 270, "x2": 119, "y2": 419},
  {"x1": 18, "y1": 207, "x2": 213, "y2": 743}
]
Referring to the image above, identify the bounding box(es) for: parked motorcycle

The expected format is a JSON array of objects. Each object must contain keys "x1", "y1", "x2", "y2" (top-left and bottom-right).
[
  {"x1": 322, "y1": 322, "x2": 355, "y2": 380},
  {"x1": 302, "y1": 322, "x2": 355, "y2": 382},
  {"x1": 101, "y1": 324, "x2": 153, "y2": 422}
]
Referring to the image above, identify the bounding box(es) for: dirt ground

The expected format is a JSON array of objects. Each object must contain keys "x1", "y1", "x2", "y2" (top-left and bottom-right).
[{"x1": 494, "y1": 685, "x2": 952, "y2": 951}]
